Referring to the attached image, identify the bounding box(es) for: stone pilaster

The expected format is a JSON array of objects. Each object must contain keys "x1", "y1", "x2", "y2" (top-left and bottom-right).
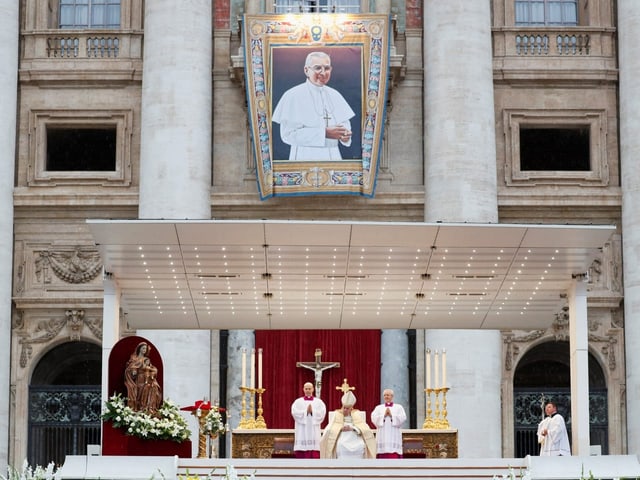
[
  {"x1": 226, "y1": 330, "x2": 254, "y2": 455},
  {"x1": 423, "y1": 1, "x2": 501, "y2": 457},
  {"x1": 423, "y1": 0, "x2": 497, "y2": 224},
  {"x1": 380, "y1": 330, "x2": 409, "y2": 411},
  {"x1": 139, "y1": 0, "x2": 212, "y2": 219},
  {"x1": 618, "y1": 0, "x2": 640, "y2": 455},
  {"x1": 0, "y1": 1, "x2": 19, "y2": 470},
  {"x1": 136, "y1": 3, "x2": 213, "y2": 458}
]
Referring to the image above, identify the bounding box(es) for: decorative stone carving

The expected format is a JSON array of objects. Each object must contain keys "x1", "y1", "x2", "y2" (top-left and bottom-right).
[
  {"x1": 17, "y1": 309, "x2": 102, "y2": 367},
  {"x1": 35, "y1": 247, "x2": 102, "y2": 284},
  {"x1": 503, "y1": 330, "x2": 545, "y2": 370}
]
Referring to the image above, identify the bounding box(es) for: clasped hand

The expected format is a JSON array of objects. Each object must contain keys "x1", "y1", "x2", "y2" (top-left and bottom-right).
[{"x1": 326, "y1": 125, "x2": 351, "y2": 141}]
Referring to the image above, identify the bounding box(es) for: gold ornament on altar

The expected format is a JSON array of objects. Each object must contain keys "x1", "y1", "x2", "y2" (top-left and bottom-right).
[
  {"x1": 423, "y1": 348, "x2": 452, "y2": 430},
  {"x1": 238, "y1": 347, "x2": 268, "y2": 429}
]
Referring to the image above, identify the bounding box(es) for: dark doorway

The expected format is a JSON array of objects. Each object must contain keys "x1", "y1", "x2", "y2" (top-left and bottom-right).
[
  {"x1": 28, "y1": 342, "x2": 102, "y2": 466},
  {"x1": 513, "y1": 341, "x2": 608, "y2": 457}
]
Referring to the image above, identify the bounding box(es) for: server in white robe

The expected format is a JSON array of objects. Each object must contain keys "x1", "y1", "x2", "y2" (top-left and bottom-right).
[
  {"x1": 272, "y1": 51, "x2": 355, "y2": 161},
  {"x1": 371, "y1": 388, "x2": 407, "y2": 458},
  {"x1": 291, "y1": 382, "x2": 327, "y2": 458},
  {"x1": 538, "y1": 401, "x2": 571, "y2": 456}
]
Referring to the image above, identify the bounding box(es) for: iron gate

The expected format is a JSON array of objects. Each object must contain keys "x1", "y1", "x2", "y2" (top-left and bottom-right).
[
  {"x1": 514, "y1": 388, "x2": 608, "y2": 457},
  {"x1": 28, "y1": 385, "x2": 102, "y2": 466}
]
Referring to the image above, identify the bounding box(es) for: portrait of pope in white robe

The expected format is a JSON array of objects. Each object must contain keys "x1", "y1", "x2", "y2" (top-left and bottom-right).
[{"x1": 271, "y1": 49, "x2": 361, "y2": 162}]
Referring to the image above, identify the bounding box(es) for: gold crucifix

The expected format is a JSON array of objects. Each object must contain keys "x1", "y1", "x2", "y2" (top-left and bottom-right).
[{"x1": 297, "y1": 348, "x2": 340, "y2": 400}]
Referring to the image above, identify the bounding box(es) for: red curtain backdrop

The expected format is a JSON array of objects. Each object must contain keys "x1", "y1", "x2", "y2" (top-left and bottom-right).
[{"x1": 255, "y1": 330, "x2": 381, "y2": 428}]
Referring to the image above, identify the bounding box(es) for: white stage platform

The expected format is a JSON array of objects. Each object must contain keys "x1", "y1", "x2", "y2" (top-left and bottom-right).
[{"x1": 55, "y1": 455, "x2": 640, "y2": 480}]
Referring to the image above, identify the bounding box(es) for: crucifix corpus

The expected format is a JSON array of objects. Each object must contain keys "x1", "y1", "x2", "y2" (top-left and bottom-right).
[{"x1": 297, "y1": 348, "x2": 340, "y2": 400}]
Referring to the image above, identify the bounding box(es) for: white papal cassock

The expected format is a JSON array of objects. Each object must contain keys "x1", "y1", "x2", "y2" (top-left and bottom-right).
[{"x1": 272, "y1": 80, "x2": 355, "y2": 161}]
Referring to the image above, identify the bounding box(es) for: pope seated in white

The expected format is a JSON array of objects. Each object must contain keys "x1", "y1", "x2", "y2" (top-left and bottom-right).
[
  {"x1": 272, "y1": 51, "x2": 355, "y2": 162},
  {"x1": 320, "y1": 391, "x2": 376, "y2": 459}
]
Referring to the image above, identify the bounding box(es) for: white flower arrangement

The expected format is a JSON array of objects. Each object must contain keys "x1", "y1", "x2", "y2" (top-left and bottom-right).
[
  {"x1": 203, "y1": 406, "x2": 227, "y2": 437},
  {"x1": 102, "y1": 393, "x2": 191, "y2": 442},
  {"x1": 0, "y1": 460, "x2": 56, "y2": 480}
]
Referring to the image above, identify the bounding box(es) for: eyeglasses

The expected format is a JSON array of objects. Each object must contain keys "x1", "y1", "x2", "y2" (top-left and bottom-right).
[{"x1": 308, "y1": 64, "x2": 332, "y2": 73}]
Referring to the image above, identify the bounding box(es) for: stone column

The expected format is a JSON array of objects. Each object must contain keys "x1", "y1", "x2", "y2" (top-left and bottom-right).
[
  {"x1": 0, "y1": 1, "x2": 19, "y2": 471},
  {"x1": 380, "y1": 330, "x2": 409, "y2": 411},
  {"x1": 424, "y1": 0, "x2": 498, "y2": 223},
  {"x1": 423, "y1": 1, "x2": 502, "y2": 457},
  {"x1": 568, "y1": 281, "x2": 589, "y2": 455},
  {"x1": 138, "y1": 0, "x2": 212, "y2": 219},
  {"x1": 245, "y1": 0, "x2": 259, "y2": 15},
  {"x1": 375, "y1": 0, "x2": 391, "y2": 14},
  {"x1": 226, "y1": 330, "x2": 254, "y2": 456},
  {"x1": 101, "y1": 276, "x2": 121, "y2": 415},
  {"x1": 618, "y1": 0, "x2": 640, "y2": 455},
  {"x1": 136, "y1": 2, "x2": 213, "y2": 458}
]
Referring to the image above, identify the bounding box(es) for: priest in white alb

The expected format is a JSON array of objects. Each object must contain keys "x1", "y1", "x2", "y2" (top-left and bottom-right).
[
  {"x1": 272, "y1": 51, "x2": 355, "y2": 161},
  {"x1": 371, "y1": 388, "x2": 407, "y2": 458},
  {"x1": 291, "y1": 382, "x2": 327, "y2": 458}
]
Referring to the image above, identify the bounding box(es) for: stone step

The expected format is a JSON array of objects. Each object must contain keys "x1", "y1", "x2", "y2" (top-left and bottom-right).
[{"x1": 177, "y1": 458, "x2": 529, "y2": 480}]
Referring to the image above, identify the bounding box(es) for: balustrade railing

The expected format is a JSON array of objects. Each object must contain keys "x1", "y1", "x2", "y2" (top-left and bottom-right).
[
  {"x1": 23, "y1": 30, "x2": 141, "y2": 61},
  {"x1": 495, "y1": 27, "x2": 615, "y2": 59}
]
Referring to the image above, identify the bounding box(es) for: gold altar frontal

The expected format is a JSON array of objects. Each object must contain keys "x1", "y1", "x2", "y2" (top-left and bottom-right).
[{"x1": 231, "y1": 429, "x2": 458, "y2": 459}]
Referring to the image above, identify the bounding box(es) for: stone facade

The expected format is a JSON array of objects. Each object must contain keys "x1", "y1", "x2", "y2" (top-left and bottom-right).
[{"x1": 3, "y1": 0, "x2": 628, "y2": 466}]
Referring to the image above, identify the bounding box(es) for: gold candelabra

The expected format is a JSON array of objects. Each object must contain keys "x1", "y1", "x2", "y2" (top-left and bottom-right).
[
  {"x1": 238, "y1": 386, "x2": 268, "y2": 429},
  {"x1": 423, "y1": 387, "x2": 451, "y2": 429}
]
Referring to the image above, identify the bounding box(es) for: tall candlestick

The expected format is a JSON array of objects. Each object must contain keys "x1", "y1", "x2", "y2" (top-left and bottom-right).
[
  {"x1": 258, "y1": 348, "x2": 263, "y2": 389},
  {"x1": 434, "y1": 350, "x2": 440, "y2": 389},
  {"x1": 426, "y1": 349, "x2": 431, "y2": 389},
  {"x1": 442, "y1": 348, "x2": 447, "y2": 388},
  {"x1": 250, "y1": 348, "x2": 256, "y2": 389},
  {"x1": 241, "y1": 348, "x2": 247, "y2": 388}
]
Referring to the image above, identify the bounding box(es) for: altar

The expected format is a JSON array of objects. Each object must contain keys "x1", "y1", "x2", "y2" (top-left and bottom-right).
[{"x1": 231, "y1": 429, "x2": 458, "y2": 459}]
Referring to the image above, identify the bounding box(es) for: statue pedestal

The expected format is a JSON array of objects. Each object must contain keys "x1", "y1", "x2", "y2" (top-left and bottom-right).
[{"x1": 102, "y1": 422, "x2": 192, "y2": 457}]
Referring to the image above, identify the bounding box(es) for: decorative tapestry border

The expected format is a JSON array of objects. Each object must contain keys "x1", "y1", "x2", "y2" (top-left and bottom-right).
[{"x1": 243, "y1": 14, "x2": 391, "y2": 199}]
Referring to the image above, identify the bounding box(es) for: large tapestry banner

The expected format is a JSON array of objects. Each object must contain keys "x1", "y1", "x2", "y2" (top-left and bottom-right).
[{"x1": 243, "y1": 14, "x2": 391, "y2": 199}]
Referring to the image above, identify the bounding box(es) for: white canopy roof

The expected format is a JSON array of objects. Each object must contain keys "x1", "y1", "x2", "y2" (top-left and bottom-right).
[{"x1": 87, "y1": 220, "x2": 615, "y2": 331}]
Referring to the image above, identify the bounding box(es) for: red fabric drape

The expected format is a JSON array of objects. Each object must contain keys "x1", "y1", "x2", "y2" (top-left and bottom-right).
[{"x1": 255, "y1": 330, "x2": 381, "y2": 428}]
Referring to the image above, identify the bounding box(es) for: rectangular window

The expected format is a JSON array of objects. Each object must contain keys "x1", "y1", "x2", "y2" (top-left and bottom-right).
[
  {"x1": 46, "y1": 128, "x2": 117, "y2": 171},
  {"x1": 519, "y1": 127, "x2": 590, "y2": 171},
  {"x1": 60, "y1": 0, "x2": 120, "y2": 29},
  {"x1": 515, "y1": 0, "x2": 577, "y2": 26},
  {"x1": 274, "y1": 0, "x2": 360, "y2": 14},
  {"x1": 28, "y1": 110, "x2": 132, "y2": 187}
]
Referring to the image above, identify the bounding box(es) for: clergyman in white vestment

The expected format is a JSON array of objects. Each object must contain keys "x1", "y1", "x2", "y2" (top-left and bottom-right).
[
  {"x1": 291, "y1": 382, "x2": 326, "y2": 458},
  {"x1": 272, "y1": 51, "x2": 355, "y2": 161},
  {"x1": 537, "y1": 401, "x2": 571, "y2": 456},
  {"x1": 320, "y1": 391, "x2": 376, "y2": 459}
]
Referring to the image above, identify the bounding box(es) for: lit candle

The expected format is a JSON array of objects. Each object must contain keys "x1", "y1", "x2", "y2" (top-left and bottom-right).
[
  {"x1": 442, "y1": 348, "x2": 447, "y2": 388},
  {"x1": 426, "y1": 349, "x2": 431, "y2": 389},
  {"x1": 241, "y1": 348, "x2": 247, "y2": 388},
  {"x1": 434, "y1": 350, "x2": 440, "y2": 389},
  {"x1": 258, "y1": 348, "x2": 263, "y2": 389},
  {"x1": 250, "y1": 348, "x2": 256, "y2": 389}
]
